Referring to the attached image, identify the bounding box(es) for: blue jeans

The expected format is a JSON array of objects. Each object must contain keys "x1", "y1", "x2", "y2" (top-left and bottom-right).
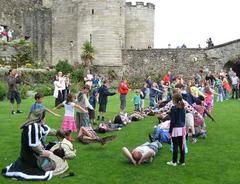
[
  {"x1": 142, "y1": 141, "x2": 162, "y2": 154},
  {"x1": 153, "y1": 127, "x2": 171, "y2": 144},
  {"x1": 120, "y1": 94, "x2": 126, "y2": 111},
  {"x1": 223, "y1": 88, "x2": 229, "y2": 100},
  {"x1": 135, "y1": 104, "x2": 140, "y2": 111},
  {"x1": 76, "y1": 112, "x2": 89, "y2": 130},
  {"x1": 149, "y1": 96, "x2": 155, "y2": 107}
]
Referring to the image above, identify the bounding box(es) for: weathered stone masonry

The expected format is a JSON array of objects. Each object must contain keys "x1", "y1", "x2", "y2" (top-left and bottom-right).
[
  {"x1": 122, "y1": 39, "x2": 240, "y2": 80},
  {"x1": 1, "y1": 0, "x2": 240, "y2": 82}
]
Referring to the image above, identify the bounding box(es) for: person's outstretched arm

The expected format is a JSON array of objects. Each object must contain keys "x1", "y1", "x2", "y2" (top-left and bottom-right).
[
  {"x1": 46, "y1": 107, "x2": 61, "y2": 117},
  {"x1": 122, "y1": 147, "x2": 136, "y2": 165},
  {"x1": 53, "y1": 103, "x2": 64, "y2": 110},
  {"x1": 74, "y1": 104, "x2": 88, "y2": 113}
]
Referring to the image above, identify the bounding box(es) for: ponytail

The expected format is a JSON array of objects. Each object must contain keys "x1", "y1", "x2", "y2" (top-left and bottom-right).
[
  {"x1": 172, "y1": 93, "x2": 185, "y2": 109},
  {"x1": 176, "y1": 100, "x2": 185, "y2": 109}
]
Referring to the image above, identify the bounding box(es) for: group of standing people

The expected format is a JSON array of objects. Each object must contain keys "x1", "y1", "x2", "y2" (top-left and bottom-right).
[
  {"x1": 53, "y1": 72, "x2": 71, "y2": 107},
  {"x1": 3, "y1": 67, "x2": 240, "y2": 181},
  {"x1": 0, "y1": 25, "x2": 14, "y2": 42}
]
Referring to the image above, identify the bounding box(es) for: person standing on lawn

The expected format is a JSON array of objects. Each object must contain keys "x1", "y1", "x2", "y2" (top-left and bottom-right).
[
  {"x1": 118, "y1": 79, "x2": 129, "y2": 113},
  {"x1": 167, "y1": 93, "x2": 186, "y2": 166},
  {"x1": 7, "y1": 69, "x2": 23, "y2": 114},
  {"x1": 97, "y1": 80, "x2": 116, "y2": 122}
]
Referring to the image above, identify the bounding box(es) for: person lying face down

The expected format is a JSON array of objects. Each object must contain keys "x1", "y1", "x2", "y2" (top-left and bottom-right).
[{"x1": 122, "y1": 141, "x2": 162, "y2": 165}]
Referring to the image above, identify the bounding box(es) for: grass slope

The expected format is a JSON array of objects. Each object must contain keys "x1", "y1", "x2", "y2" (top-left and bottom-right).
[{"x1": 0, "y1": 94, "x2": 239, "y2": 184}]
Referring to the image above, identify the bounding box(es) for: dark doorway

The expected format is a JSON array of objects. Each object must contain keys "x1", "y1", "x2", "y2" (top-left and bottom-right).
[{"x1": 224, "y1": 59, "x2": 240, "y2": 77}]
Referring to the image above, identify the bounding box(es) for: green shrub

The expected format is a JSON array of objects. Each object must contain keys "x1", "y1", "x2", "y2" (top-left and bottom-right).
[
  {"x1": 70, "y1": 83, "x2": 81, "y2": 94},
  {"x1": 37, "y1": 70, "x2": 56, "y2": 84},
  {"x1": 71, "y1": 65, "x2": 85, "y2": 83},
  {"x1": 55, "y1": 60, "x2": 73, "y2": 75},
  {"x1": 107, "y1": 70, "x2": 118, "y2": 81},
  {"x1": 34, "y1": 84, "x2": 54, "y2": 96},
  {"x1": 12, "y1": 39, "x2": 36, "y2": 68},
  {"x1": 0, "y1": 81, "x2": 7, "y2": 101},
  {"x1": 20, "y1": 84, "x2": 30, "y2": 99},
  {"x1": 128, "y1": 76, "x2": 145, "y2": 89}
]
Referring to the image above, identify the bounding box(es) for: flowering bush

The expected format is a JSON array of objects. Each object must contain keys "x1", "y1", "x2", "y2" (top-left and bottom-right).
[{"x1": 25, "y1": 63, "x2": 33, "y2": 68}]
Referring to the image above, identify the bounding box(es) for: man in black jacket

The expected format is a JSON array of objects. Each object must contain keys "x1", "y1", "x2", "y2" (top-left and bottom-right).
[{"x1": 97, "y1": 80, "x2": 116, "y2": 121}]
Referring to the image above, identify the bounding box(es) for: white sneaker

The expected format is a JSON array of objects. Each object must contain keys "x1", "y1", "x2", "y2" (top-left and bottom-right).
[
  {"x1": 167, "y1": 161, "x2": 177, "y2": 166},
  {"x1": 178, "y1": 162, "x2": 186, "y2": 166},
  {"x1": 192, "y1": 138, "x2": 198, "y2": 144}
]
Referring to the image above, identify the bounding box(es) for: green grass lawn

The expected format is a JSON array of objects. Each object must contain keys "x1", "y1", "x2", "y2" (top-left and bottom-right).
[{"x1": 0, "y1": 94, "x2": 240, "y2": 184}]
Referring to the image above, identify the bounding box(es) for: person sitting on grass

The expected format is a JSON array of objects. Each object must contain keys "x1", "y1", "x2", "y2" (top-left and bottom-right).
[
  {"x1": 122, "y1": 140, "x2": 162, "y2": 165},
  {"x1": 50, "y1": 130, "x2": 76, "y2": 160},
  {"x1": 77, "y1": 126, "x2": 116, "y2": 145},
  {"x1": 2, "y1": 109, "x2": 68, "y2": 181},
  {"x1": 28, "y1": 92, "x2": 60, "y2": 119}
]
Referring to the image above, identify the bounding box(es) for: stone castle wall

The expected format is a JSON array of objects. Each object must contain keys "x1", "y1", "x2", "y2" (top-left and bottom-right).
[
  {"x1": 51, "y1": 0, "x2": 79, "y2": 65},
  {"x1": 77, "y1": 0, "x2": 125, "y2": 67},
  {"x1": 125, "y1": 2, "x2": 155, "y2": 49},
  {"x1": 121, "y1": 39, "x2": 240, "y2": 81},
  {"x1": 51, "y1": 0, "x2": 126, "y2": 66},
  {"x1": 0, "y1": 0, "x2": 52, "y2": 63},
  {"x1": 0, "y1": 0, "x2": 155, "y2": 66}
]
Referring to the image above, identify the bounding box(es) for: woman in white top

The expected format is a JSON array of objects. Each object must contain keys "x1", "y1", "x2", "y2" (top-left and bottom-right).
[{"x1": 53, "y1": 76, "x2": 63, "y2": 107}]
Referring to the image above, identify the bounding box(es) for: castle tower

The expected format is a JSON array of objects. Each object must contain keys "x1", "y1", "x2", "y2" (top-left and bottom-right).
[
  {"x1": 51, "y1": 0, "x2": 79, "y2": 64},
  {"x1": 77, "y1": 0, "x2": 125, "y2": 66},
  {"x1": 125, "y1": 2, "x2": 155, "y2": 49}
]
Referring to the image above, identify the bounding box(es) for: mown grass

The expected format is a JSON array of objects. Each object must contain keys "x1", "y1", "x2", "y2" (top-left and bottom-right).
[{"x1": 0, "y1": 93, "x2": 239, "y2": 184}]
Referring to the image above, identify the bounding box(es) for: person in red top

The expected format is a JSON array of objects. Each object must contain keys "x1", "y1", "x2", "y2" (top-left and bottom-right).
[
  {"x1": 118, "y1": 79, "x2": 129, "y2": 113},
  {"x1": 163, "y1": 71, "x2": 172, "y2": 85}
]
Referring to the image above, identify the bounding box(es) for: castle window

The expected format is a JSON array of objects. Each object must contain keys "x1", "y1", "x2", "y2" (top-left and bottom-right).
[
  {"x1": 90, "y1": 34, "x2": 92, "y2": 43},
  {"x1": 92, "y1": 9, "x2": 94, "y2": 15}
]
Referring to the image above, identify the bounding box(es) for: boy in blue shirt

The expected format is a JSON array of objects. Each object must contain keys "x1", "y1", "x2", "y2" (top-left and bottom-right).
[{"x1": 28, "y1": 93, "x2": 60, "y2": 119}]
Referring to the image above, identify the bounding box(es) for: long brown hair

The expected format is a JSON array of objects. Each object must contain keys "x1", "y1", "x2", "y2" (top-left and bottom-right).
[
  {"x1": 172, "y1": 93, "x2": 185, "y2": 109},
  {"x1": 66, "y1": 93, "x2": 75, "y2": 104}
]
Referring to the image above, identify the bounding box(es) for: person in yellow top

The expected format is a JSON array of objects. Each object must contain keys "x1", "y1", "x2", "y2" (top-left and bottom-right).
[{"x1": 189, "y1": 81, "x2": 205, "y2": 98}]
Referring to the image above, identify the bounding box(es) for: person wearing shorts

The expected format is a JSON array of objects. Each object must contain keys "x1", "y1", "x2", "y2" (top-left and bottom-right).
[
  {"x1": 7, "y1": 69, "x2": 22, "y2": 114},
  {"x1": 97, "y1": 80, "x2": 116, "y2": 122}
]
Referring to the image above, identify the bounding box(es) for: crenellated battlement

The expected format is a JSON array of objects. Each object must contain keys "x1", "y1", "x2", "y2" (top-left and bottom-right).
[{"x1": 126, "y1": 1, "x2": 155, "y2": 9}]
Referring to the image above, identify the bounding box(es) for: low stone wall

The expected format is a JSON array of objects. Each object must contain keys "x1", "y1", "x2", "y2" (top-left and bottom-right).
[
  {"x1": 0, "y1": 45, "x2": 17, "y2": 64},
  {"x1": 0, "y1": 67, "x2": 55, "y2": 84},
  {"x1": 122, "y1": 48, "x2": 213, "y2": 80},
  {"x1": 122, "y1": 39, "x2": 240, "y2": 81}
]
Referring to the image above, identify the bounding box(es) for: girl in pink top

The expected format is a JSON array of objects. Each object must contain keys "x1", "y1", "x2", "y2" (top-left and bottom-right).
[{"x1": 204, "y1": 87, "x2": 218, "y2": 113}]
